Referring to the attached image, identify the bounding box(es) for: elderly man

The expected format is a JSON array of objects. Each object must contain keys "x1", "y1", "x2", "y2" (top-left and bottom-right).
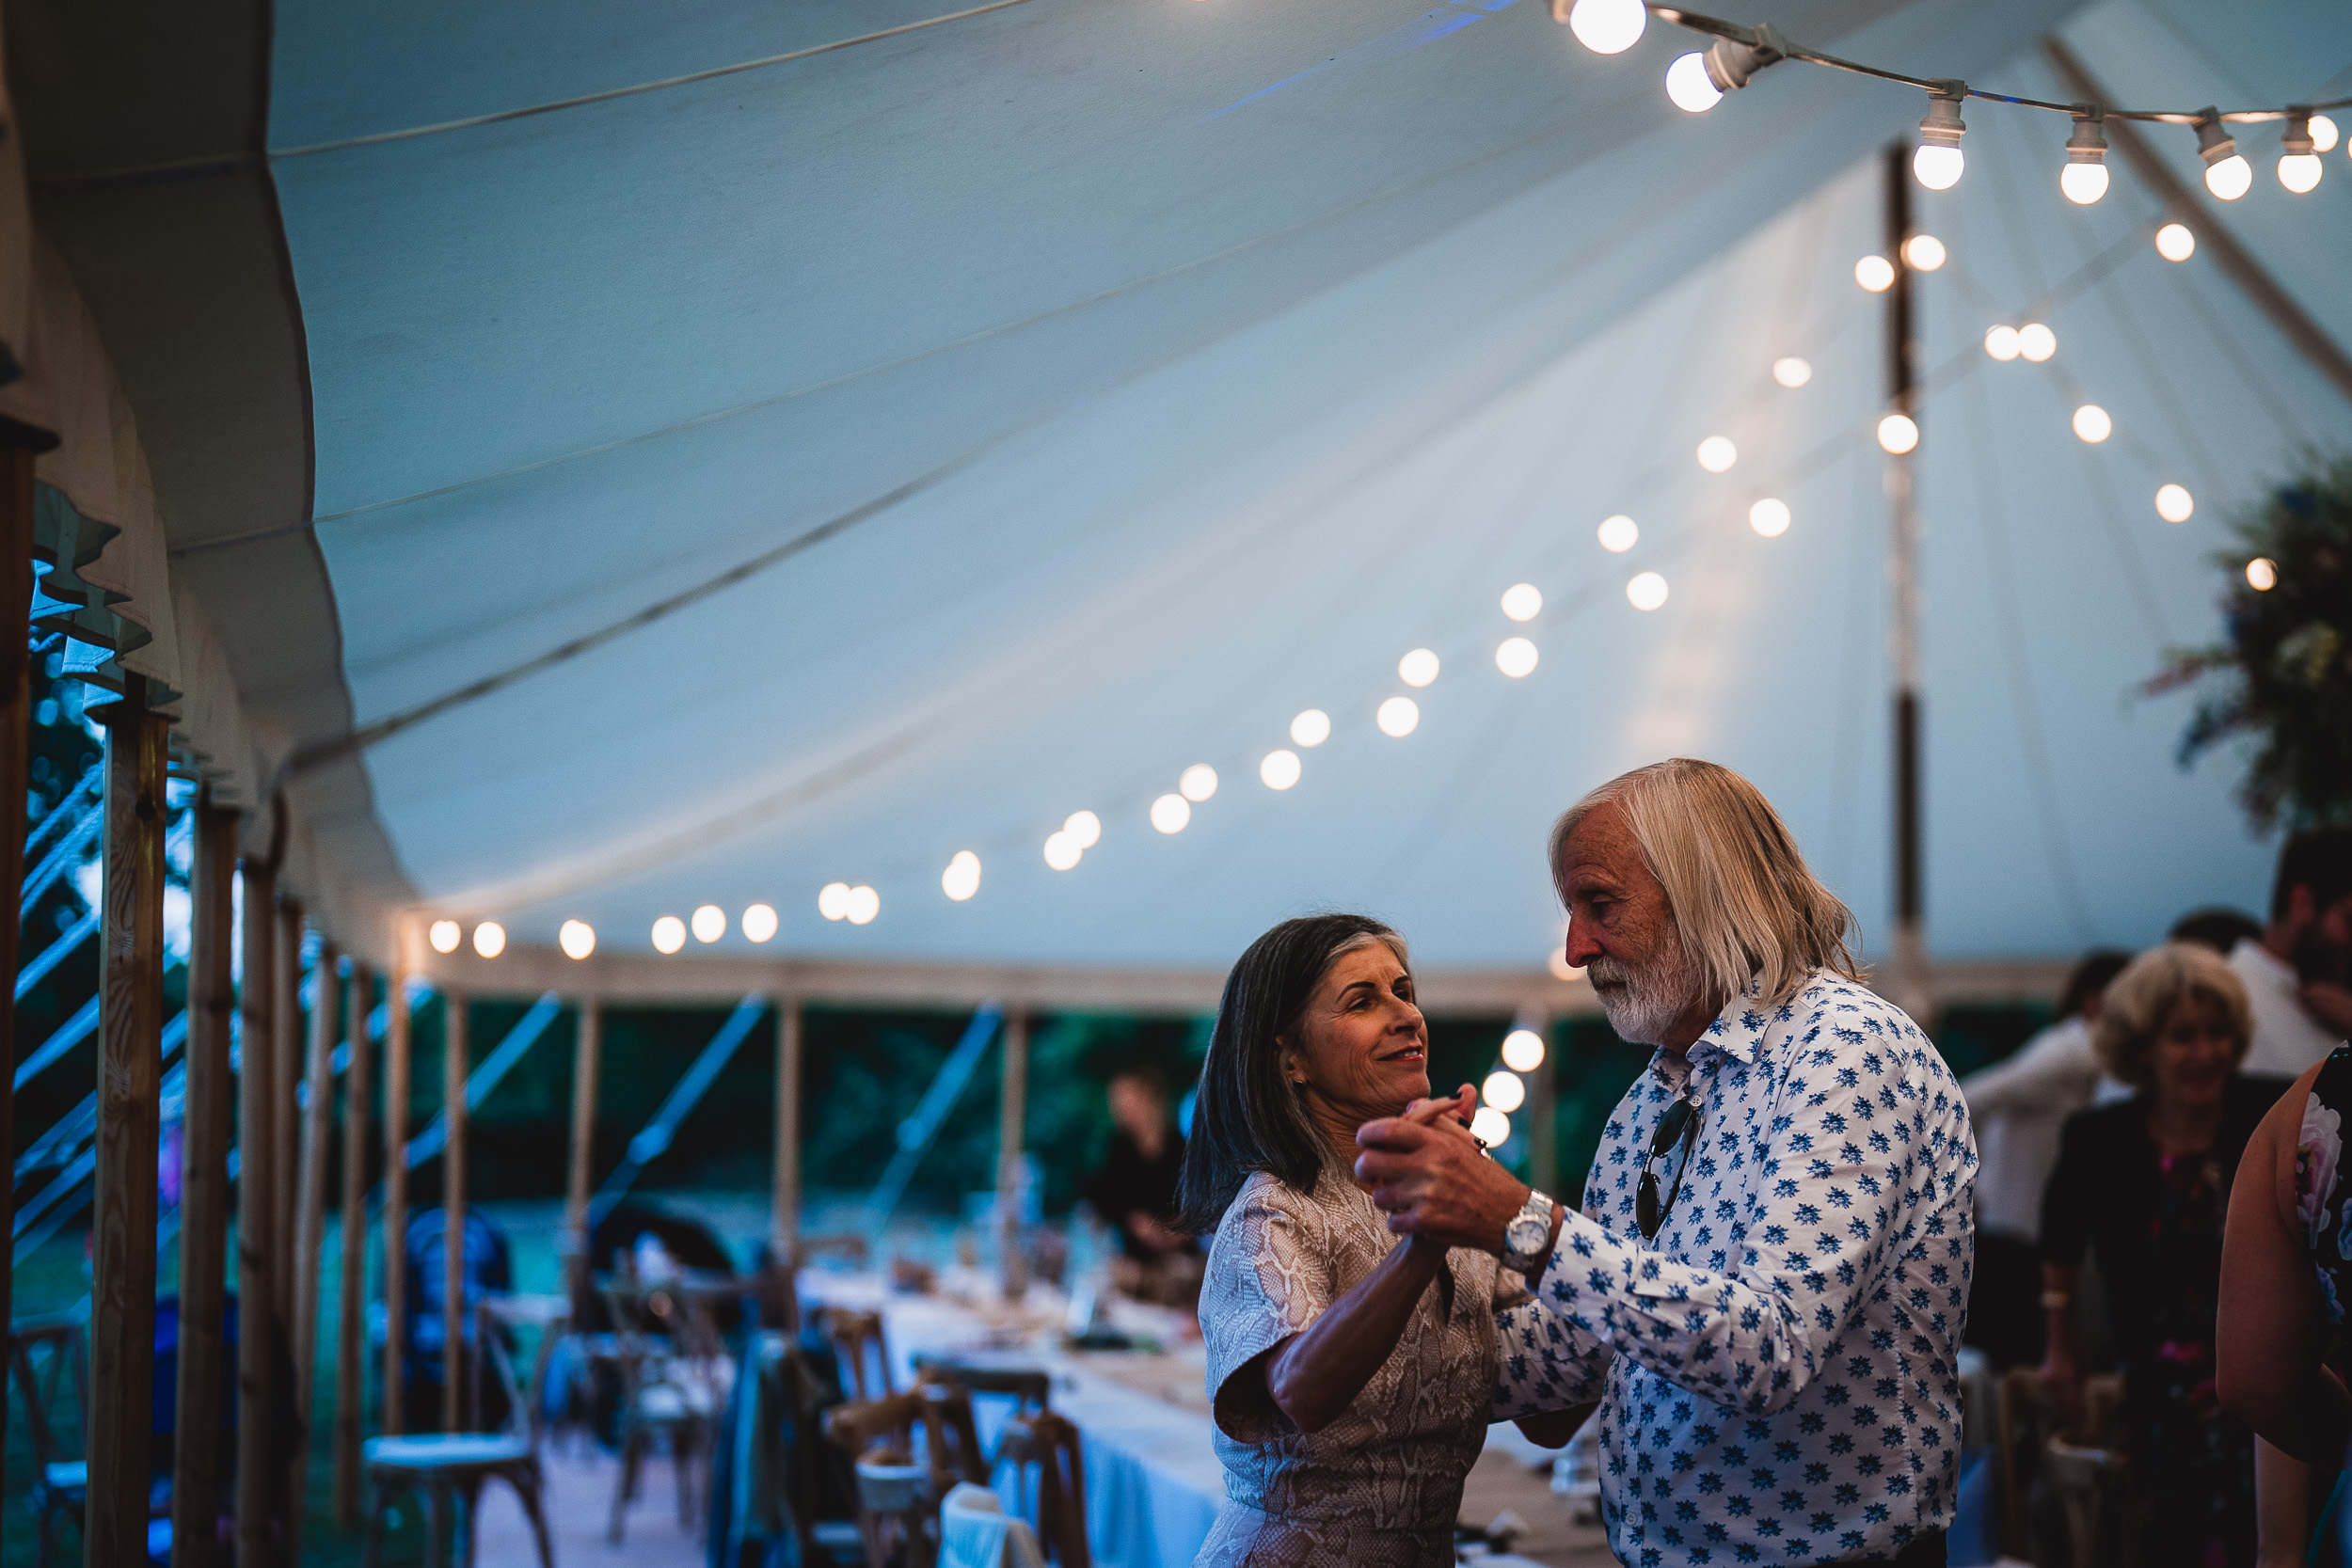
[{"x1": 1358, "y1": 758, "x2": 1976, "y2": 1568}]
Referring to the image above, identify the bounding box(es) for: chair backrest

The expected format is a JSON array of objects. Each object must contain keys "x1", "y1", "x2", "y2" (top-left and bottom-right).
[
  {"x1": 822, "y1": 1389, "x2": 924, "y2": 1460},
  {"x1": 914, "y1": 1359, "x2": 1051, "y2": 1414},
  {"x1": 826, "y1": 1392, "x2": 933, "y2": 1568},
  {"x1": 915, "y1": 1381, "x2": 992, "y2": 1496},
  {"x1": 818, "y1": 1307, "x2": 893, "y2": 1401},
  {"x1": 8, "y1": 1317, "x2": 86, "y2": 1469},
  {"x1": 997, "y1": 1411, "x2": 1089, "y2": 1568},
  {"x1": 474, "y1": 1298, "x2": 568, "y2": 1445}
]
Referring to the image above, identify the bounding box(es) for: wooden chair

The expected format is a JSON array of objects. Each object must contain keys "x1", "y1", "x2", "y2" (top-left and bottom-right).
[
  {"x1": 997, "y1": 1411, "x2": 1089, "y2": 1568},
  {"x1": 915, "y1": 1381, "x2": 993, "y2": 1498},
  {"x1": 361, "y1": 1301, "x2": 564, "y2": 1568},
  {"x1": 602, "y1": 1288, "x2": 723, "y2": 1545},
  {"x1": 825, "y1": 1392, "x2": 935, "y2": 1568},
  {"x1": 913, "y1": 1358, "x2": 1052, "y2": 1415},
  {"x1": 8, "y1": 1314, "x2": 88, "y2": 1568},
  {"x1": 819, "y1": 1307, "x2": 894, "y2": 1401}
]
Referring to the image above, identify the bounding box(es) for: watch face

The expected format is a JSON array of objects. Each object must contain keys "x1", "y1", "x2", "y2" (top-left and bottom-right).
[{"x1": 1508, "y1": 1214, "x2": 1549, "y2": 1254}]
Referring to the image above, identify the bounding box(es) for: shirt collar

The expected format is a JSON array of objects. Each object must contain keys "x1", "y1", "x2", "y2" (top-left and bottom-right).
[{"x1": 1690, "y1": 975, "x2": 1780, "y2": 1066}]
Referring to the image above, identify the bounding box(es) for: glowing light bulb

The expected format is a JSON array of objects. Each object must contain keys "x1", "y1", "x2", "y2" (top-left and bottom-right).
[
  {"x1": 1501, "y1": 1028, "x2": 1546, "y2": 1072},
  {"x1": 1043, "y1": 831, "x2": 1082, "y2": 870},
  {"x1": 2312, "y1": 115, "x2": 2341, "y2": 153},
  {"x1": 1064, "y1": 810, "x2": 1103, "y2": 848},
  {"x1": 1913, "y1": 144, "x2": 1963, "y2": 191},
  {"x1": 2155, "y1": 223, "x2": 2196, "y2": 261},
  {"x1": 2017, "y1": 323, "x2": 2057, "y2": 362},
  {"x1": 1289, "y1": 709, "x2": 1331, "y2": 747},
  {"x1": 1854, "y1": 254, "x2": 1896, "y2": 293},
  {"x1": 1983, "y1": 325, "x2": 2021, "y2": 361},
  {"x1": 1664, "y1": 53, "x2": 1723, "y2": 113},
  {"x1": 1901, "y1": 233, "x2": 1946, "y2": 272},
  {"x1": 1260, "y1": 749, "x2": 1302, "y2": 790},
  {"x1": 1501, "y1": 582, "x2": 1543, "y2": 622},
  {"x1": 472, "y1": 922, "x2": 505, "y2": 958},
  {"x1": 942, "y1": 852, "x2": 981, "y2": 901},
  {"x1": 1626, "y1": 571, "x2": 1669, "y2": 611},
  {"x1": 818, "y1": 882, "x2": 851, "y2": 921},
  {"x1": 1151, "y1": 794, "x2": 1191, "y2": 834},
  {"x1": 1375, "y1": 697, "x2": 1420, "y2": 737},
  {"x1": 1597, "y1": 515, "x2": 1639, "y2": 553},
  {"x1": 558, "y1": 920, "x2": 596, "y2": 959},
  {"x1": 1748, "y1": 498, "x2": 1790, "y2": 538},
  {"x1": 428, "y1": 919, "x2": 461, "y2": 954},
  {"x1": 1482, "y1": 1069, "x2": 1527, "y2": 1113},
  {"x1": 1180, "y1": 764, "x2": 1219, "y2": 800},
  {"x1": 844, "y1": 886, "x2": 880, "y2": 926},
  {"x1": 743, "y1": 902, "x2": 780, "y2": 940},
  {"x1": 1877, "y1": 413, "x2": 1919, "y2": 454},
  {"x1": 1772, "y1": 356, "x2": 1812, "y2": 388},
  {"x1": 653, "y1": 915, "x2": 687, "y2": 952},
  {"x1": 1548, "y1": 949, "x2": 1583, "y2": 982},
  {"x1": 2072, "y1": 404, "x2": 2112, "y2": 443},
  {"x1": 2280, "y1": 152, "x2": 2323, "y2": 194},
  {"x1": 2247, "y1": 557, "x2": 2278, "y2": 591},
  {"x1": 1470, "y1": 1106, "x2": 1512, "y2": 1148},
  {"x1": 1495, "y1": 638, "x2": 1538, "y2": 678},
  {"x1": 2205, "y1": 153, "x2": 2251, "y2": 199},
  {"x1": 1565, "y1": 0, "x2": 1645, "y2": 54},
  {"x1": 2154, "y1": 484, "x2": 2194, "y2": 524},
  {"x1": 1696, "y1": 436, "x2": 1738, "y2": 472},
  {"x1": 1398, "y1": 649, "x2": 1439, "y2": 688},
  {"x1": 2060, "y1": 161, "x2": 2109, "y2": 205},
  {"x1": 691, "y1": 904, "x2": 726, "y2": 942}
]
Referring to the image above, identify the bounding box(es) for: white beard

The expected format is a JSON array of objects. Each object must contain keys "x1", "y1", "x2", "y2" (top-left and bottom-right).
[{"x1": 1587, "y1": 936, "x2": 1702, "y2": 1046}]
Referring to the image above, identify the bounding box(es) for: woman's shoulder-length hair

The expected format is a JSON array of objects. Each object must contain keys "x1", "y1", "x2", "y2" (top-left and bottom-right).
[
  {"x1": 2091, "y1": 941, "x2": 2251, "y2": 1091},
  {"x1": 1549, "y1": 758, "x2": 1860, "y2": 1012},
  {"x1": 1171, "y1": 913, "x2": 1406, "y2": 1236}
]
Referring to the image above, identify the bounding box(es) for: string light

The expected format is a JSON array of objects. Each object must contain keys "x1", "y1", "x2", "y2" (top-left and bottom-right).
[
  {"x1": 2246, "y1": 557, "x2": 2278, "y2": 591},
  {"x1": 1854, "y1": 254, "x2": 1896, "y2": 292},
  {"x1": 1665, "y1": 54, "x2": 1724, "y2": 114},
  {"x1": 1501, "y1": 1028, "x2": 1547, "y2": 1072},
  {"x1": 1496, "y1": 638, "x2": 1539, "y2": 678},
  {"x1": 1984, "y1": 325, "x2": 2021, "y2": 361},
  {"x1": 2279, "y1": 111, "x2": 2324, "y2": 193},
  {"x1": 2072, "y1": 404, "x2": 2112, "y2": 443},
  {"x1": 1179, "y1": 764, "x2": 1219, "y2": 800},
  {"x1": 742, "y1": 902, "x2": 780, "y2": 940},
  {"x1": 654, "y1": 914, "x2": 688, "y2": 951},
  {"x1": 942, "y1": 852, "x2": 981, "y2": 901},
  {"x1": 1151, "y1": 793, "x2": 1191, "y2": 833},
  {"x1": 1043, "y1": 831, "x2": 1082, "y2": 869},
  {"x1": 428, "y1": 919, "x2": 461, "y2": 954},
  {"x1": 1501, "y1": 583, "x2": 1543, "y2": 622},
  {"x1": 1260, "y1": 749, "x2": 1302, "y2": 789},
  {"x1": 1289, "y1": 709, "x2": 1330, "y2": 747},
  {"x1": 844, "y1": 886, "x2": 880, "y2": 926},
  {"x1": 1772, "y1": 356, "x2": 1812, "y2": 388},
  {"x1": 1375, "y1": 697, "x2": 1420, "y2": 737},
  {"x1": 1749, "y1": 498, "x2": 1790, "y2": 537},
  {"x1": 2154, "y1": 483, "x2": 2194, "y2": 523},
  {"x1": 2155, "y1": 223, "x2": 2196, "y2": 261},
  {"x1": 559, "y1": 919, "x2": 596, "y2": 959},
  {"x1": 472, "y1": 922, "x2": 506, "y2": 958},
  {"x1": 1877, "y1": 413, "x2": 1919, "y2": 454},
  {"x1": 1914, "y1": 88, "x2": 1966, "y2": 190},
  {"x1": 818, "y1": 882, "x2": 851, "y2": 921},
  {"x1": 1482, "y1": 1069, "x2": 1526, "y2": 1113},
  {"x1": 1564, "y1": 0, "x2": 1645, "y2": 55},
  {"x1": 1597, "y1": 515, "x2": 1639, "y2": 552},
  {"x1": 1696, "y1": 436, "x2": 1738, "y2": 472},
  {"x1": 2060, "y1": 108, "x2": 2109, "y2": 204},
  {"x1": 691, "y1": 904, "x2": 726, "y2": 942},
  {"x1": 2017, "y1": 323, "x2": 2057, "y2": 362},
  {"x1": 1627, "y1": 571, "x2": 1670, "y2": 610},
  {"x1": 1398, "y1": 649, "x2": 1440, "y2": 688},
  {"x1": 2197, "y1": 112, "x2": 2251, "y2": 198},
  {"x1": 1470, "y1": 1106, "x2": 1512, "y2": 1148},
  {"x1": 1548, "y1": 950, "x2": 1582, "y2": 982},
  {"x1": 1900, "y1": 233, "x2": 1947, "y2": 271},
  {"x1": 2312, "y1": 114, "x2": 2341, "y2": 152},
  {"x1": 1063, "y1": 810, "x2": 1102, "y2": 848}
]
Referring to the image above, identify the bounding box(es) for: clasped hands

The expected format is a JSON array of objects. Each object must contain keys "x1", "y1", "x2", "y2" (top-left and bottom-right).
[{"x1": 1353, "y1": 1084, "x2": 1537, "y2": 1257}]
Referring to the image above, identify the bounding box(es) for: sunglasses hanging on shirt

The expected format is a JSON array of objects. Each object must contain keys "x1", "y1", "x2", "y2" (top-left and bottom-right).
[{"x1": 1635, "y1": 1097, "x2": 1700, "y2": 1239}]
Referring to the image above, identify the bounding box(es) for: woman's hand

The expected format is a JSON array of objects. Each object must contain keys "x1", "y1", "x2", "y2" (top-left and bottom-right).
[{"x1": 1354, "y1": 1104, "x2": 1535, "y2": 1255}]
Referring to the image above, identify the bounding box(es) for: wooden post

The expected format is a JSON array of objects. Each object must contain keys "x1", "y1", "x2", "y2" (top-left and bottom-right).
[
  {"x1": 91, "y1": 671, "x2": 167, "y2": 1567},
  {"x1": 1523, "y1": 1015, "x2": 1558, "y2": 1201},
  {"x1": 273, "y1": 896, "x2": 303, "y2": 1329},
  {"x1": 441, "y1": 990, "x2": 469, "y2": 1433},
  {"x1": 1883, "y1": 142, "x2": 1930, "y2": 1026},
  {"x1": 332, "y1": 962, "x2": 373, "y2": 1523},
  {"x1": 290, "y1": 934, "x2": 336, "y2": 1548},
  {"x1": 0, "y1": 444, "x2": 36, "y2": 1502},
  {"x1": 172, "y1": 800, "x2": 238, "y2": 1568},
  {"x1": 771, "y1": 996, "x2": 801, "y2": 1266},
  {"x1": 233, "y1": 858, "x2": 278, "y2": 1568},
  {"x1": 563, "y1": 996, "x2": 601, "y2": 1305},
  {"x1": 996, "y1": 1008, "x2": 1029, "y2": 1301},
  {"x1": 379, "y1": 962, "x2": 412, "y2": 1437}
]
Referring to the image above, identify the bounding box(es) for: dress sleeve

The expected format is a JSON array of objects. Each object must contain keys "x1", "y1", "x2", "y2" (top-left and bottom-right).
[
  {"x1": 1200, "y1": 1179, "x2": 1328, "y2": 1444},
  {"x1": 2038, "y1": 1110, "x2": 2097, "y2": 1269}
]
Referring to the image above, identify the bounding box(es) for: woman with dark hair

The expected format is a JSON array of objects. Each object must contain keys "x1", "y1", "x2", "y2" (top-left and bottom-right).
[{"x1": 1176, "y1": 914, "x2": 1584, "y2": 1568}]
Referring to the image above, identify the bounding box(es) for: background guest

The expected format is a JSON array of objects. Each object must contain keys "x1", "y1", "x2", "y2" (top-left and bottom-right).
[
  {"x1": 2230, "y1": 829, "x2": 2352, "y2": 1075},
  {"x1": 2041, "y1": 943, "x2": 2289, "y2": 1568},
  {"x1": 1084, "y1": 1065, "x2": 1198, "y2": 1300},
  {"x1": 2173, "y1": 907, "x2": 2265, "y2": 958},
  {"x1": 1962, "y1": 948, "x2": 2130, "y2": 1368}
]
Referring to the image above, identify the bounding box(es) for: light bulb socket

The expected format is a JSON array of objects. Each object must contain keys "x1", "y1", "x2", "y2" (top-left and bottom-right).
[
  {"x1": 1917, "y1": 84, "x2": 1967, "y2": 149},
  {"x1": 2193, "y1": 110, "x2": 2237, "y2": 167},
  {"x1": 2281, "y1": 109, "x2": 2316, "y2": 158},
  {"x1": 2065, "y1": 105, "x2": 2106, "y2": 164},
  {"x1": 1701, "y1": 24, "x2": 1785, "y2": 92}
]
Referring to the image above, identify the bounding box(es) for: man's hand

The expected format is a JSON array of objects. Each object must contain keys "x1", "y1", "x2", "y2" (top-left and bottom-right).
[
  {"x1": 1354, "y1": 1104, "x2": 1532, "y2": 1254},
  {"x1": 2301, "y1": 980, "x2": 2352, "y2": 1037}
]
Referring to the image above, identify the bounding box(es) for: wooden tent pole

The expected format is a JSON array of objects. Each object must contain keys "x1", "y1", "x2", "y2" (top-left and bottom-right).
[
  {"x1": 172, "y1": 799, "x2": 238, "y2": 1568},
  {"x1": 441, "y1": 990, "x2": 469, "y2": 1433},
  {"x1": 563, "y1": 995, "x2": 600, "y2": 1304},
  {"x1": 91, "y1": 671, "x2": 167, "y2": 1567},
  {"x1": 0, "y1": 445, "x2": 35, "y2": 1502},
  {"x1": 996, "y1": 1008, "x2": 1030, "y2": 1301},
  {"x1": 771, "y1": 995, "x2": 801, "y2": 1266},
  {"x1": 331, "y1": 962, "x2": 373, "y2": 1523},
  {"x1": 290, "y1": 932, "x2": 335, "y2": 1547},
  {"x1": 379, "y1": 961, "x2": 412, "y2": 1437},
  {"x1": 233, "y1": 858, "x2": 278, "y2": 1568},
  {"x1": 273, "y1": 896, "x2": 304, "y2": 1329}
]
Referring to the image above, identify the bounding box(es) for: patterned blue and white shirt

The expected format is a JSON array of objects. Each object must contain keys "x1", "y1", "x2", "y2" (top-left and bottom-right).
[{"x1": 1489, "y1": 971, "x2": 1976, "y2": 1568}]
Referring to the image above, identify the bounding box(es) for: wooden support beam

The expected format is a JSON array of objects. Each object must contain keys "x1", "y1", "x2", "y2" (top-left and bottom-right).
[
  {"x1": 233, "y1": 857, "x2": 278, "y2": 1568},
  {"x1": 563, "y1": 995, "x2": 600, "y2": 1305},
  {"x1": 1521, "y1": 1014, "x2": 1558, "y2": 1202},
  {"x1": 91, "y1": 671, "x2": 167, "y2": 1568},
  {"x1": 290, "y1": 931, "x2": 335, "y2": 1550},
  {"x1": 442, "y1": 990, "x2": 469, "y2": 1433},
  {"x1": 332, "y1": 962, "x2": 373, "y2": 1523},
  {"x1": 996, "y1": 1008, "x2": 1029, "y2": 1302},
  {"x1": 272, "y1": 895, "x2": 303, "y2": 1331},
  {"x1": 771, "y1": 996, "x2": 802, "y2": 1266},
  {"x1": 172, "y1": 800, "x2": 238, "y2": 1568},
  {"x1": 379, "y1": 962, "x2": 412, "y2": 1437},
  {"x1": 0, "y1": 445, "x2": 35, "y2": 1504}
]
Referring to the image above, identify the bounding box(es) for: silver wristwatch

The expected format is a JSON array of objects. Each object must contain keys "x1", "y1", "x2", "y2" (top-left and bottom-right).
[{"x1": 1502, "y1": 1190, "x2": 1556, "y2": 1280}]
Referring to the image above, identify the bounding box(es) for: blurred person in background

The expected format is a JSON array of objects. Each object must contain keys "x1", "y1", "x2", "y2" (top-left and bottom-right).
[
  {"x1": 2173, "y1": 907, "x2": 2265, "y2": 958},
  {"x1": 2231, "y1": 830, "x2": 2352, "y2": 1075},
  {"x1": 1085, "y1": 1065, "x2": 1200, "y2": 1300},
  {"x1": 1961, "y1": 948, "x2": 2130, "y2": 1368},
  {"x1": 2040, "y1": 943, "x2": 2291, "y2": 1568}
]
